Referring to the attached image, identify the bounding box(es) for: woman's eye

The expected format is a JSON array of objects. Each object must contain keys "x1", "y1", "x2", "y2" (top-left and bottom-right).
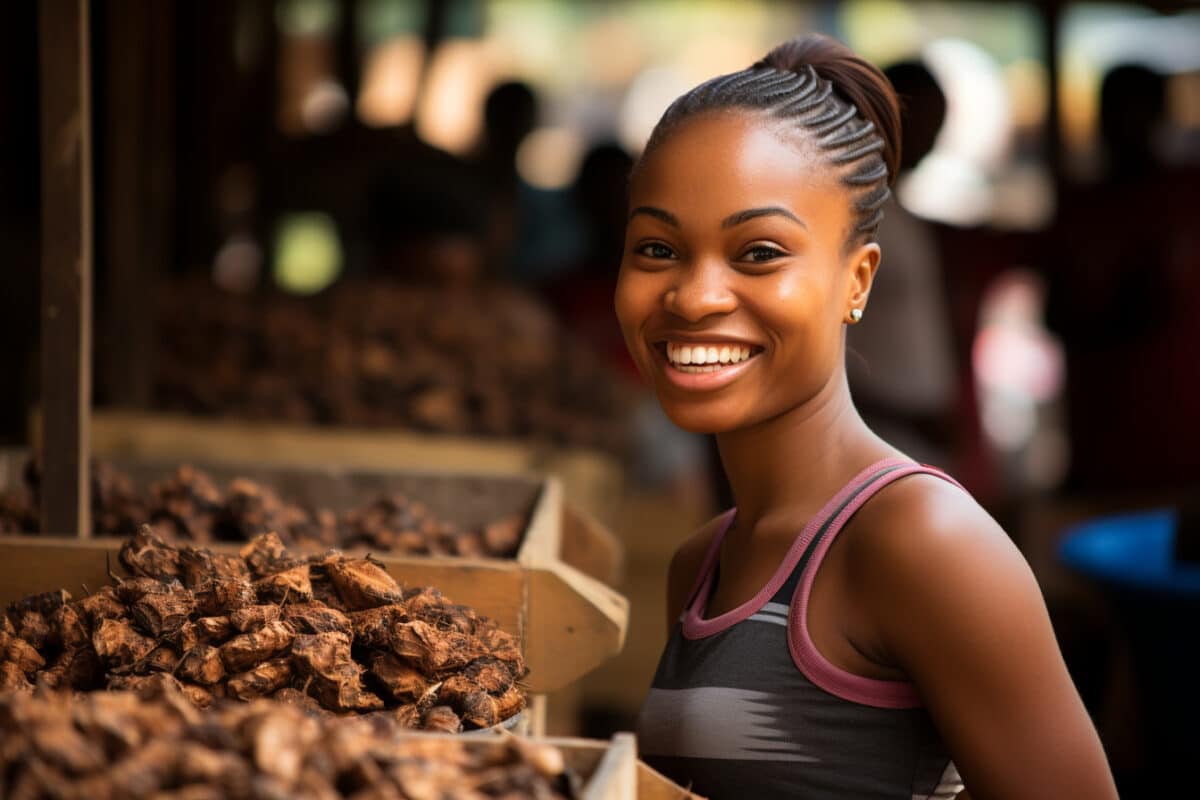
[
  {"x1": 744, "y1": 245, "x2": 786, "y2": 263},
  {"x1": 636, "y1": 242, "x2": 676, "y2": 259}
]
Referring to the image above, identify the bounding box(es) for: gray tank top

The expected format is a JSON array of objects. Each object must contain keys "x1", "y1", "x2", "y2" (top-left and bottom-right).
[{"x1": 637, "y1": 458, "x2": 967, "y2": 799}]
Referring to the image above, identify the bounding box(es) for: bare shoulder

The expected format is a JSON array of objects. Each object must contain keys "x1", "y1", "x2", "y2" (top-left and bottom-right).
[
  {"x1": 844, "y1": 472, "x2": 1042, "y2": 659},
  {"x1": 665, "y1": 511, "x2": 731, "y2": 627},
  {"x1": 845, "y1": 472, "x2": 1019, "y2": 580}
]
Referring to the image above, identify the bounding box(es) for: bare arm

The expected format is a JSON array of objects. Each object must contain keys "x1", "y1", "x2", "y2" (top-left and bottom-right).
[{"x1": 856, "y1": 478, "x2": 1116, "y2": 800}]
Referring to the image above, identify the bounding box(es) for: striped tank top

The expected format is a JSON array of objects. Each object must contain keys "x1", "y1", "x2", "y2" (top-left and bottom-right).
[{"x1": 637, "y1": 458, "x2": 967, "y2": 799}]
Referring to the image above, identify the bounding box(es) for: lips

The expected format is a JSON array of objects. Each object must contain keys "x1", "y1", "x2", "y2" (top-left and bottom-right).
[{"x1": 651, "y1": 338, "x2": 763, "y2": 389}]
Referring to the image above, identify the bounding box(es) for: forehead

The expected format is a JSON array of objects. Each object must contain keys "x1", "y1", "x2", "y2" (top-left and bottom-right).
[{"x1": 631, "y1": 111, "x2": 846, "y2": 229}]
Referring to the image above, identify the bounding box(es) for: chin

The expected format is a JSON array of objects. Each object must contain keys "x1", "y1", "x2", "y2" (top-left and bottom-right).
[{"x1": 656, "y1": 394, "x2": 748, "y2": 435}]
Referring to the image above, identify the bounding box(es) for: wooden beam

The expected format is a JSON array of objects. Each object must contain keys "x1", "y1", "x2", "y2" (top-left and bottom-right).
[{"x1": 39, "y1": 0, "x2": 93, "y2": 537}]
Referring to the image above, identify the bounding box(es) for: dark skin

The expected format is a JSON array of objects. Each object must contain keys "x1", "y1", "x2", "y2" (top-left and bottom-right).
[{"x1": 615, "y1": 111, "x2": 1117, "y2": 800}]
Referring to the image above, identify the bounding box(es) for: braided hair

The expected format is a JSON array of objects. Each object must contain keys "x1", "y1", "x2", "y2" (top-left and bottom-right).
[{"x1": 640, "y1": 34, "x2": 901, "y2": 246}]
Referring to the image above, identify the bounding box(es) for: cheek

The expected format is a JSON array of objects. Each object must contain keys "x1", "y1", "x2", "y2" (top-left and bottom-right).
[{"x1": 613, "y1": 265, "x2": 654, "y2": 342}]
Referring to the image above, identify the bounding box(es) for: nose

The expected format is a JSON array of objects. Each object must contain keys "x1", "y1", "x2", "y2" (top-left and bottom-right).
[{"x1": 664, "y1": 259, "x2": 736, "y2": 323}]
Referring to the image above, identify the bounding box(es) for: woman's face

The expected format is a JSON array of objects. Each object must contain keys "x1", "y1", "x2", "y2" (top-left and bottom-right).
[{"x1": 615, "y1": 111, "x2": 877, "y2": 434}]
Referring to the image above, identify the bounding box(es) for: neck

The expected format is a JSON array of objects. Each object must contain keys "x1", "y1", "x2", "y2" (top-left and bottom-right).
[{"x1": 715, "y1": 366, "x2": 894, "y2": 535}]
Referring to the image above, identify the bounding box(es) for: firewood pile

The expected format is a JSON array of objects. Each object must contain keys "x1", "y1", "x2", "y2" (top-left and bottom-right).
[
  {"x1": 0, "y1": 682, "x2": 577, "y2": 799},
  {"x1": 0, "y1": 459, "x2": 525, "y2": 558},
  {"x1": 0, "y1": 529, "x2": 527, "y2": 732},
  {"x1": 152, "y1": 279, "x2": 632, "y2": 452}
]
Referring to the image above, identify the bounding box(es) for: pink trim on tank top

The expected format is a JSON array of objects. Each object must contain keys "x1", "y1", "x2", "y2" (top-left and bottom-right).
[
  {"x1": 788, "y1": 463, "x2": 966, "y2": 709},
  {"x1": 680, "y1": 457, "x2": 915, "y2": 640}
]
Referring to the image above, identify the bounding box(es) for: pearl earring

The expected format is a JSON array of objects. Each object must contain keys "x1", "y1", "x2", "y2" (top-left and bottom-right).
[{"x1": 849, "y1": 308, "x2": 863, "y2": 323}]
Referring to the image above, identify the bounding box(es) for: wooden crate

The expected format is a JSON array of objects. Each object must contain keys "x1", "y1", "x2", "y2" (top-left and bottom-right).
[
  {"x1": 0, "y1": 455, "x2": 628, "y2": 697},
  {"x1": 405, "y1": 730, "x2": 704, "y2": 799},
  {"x1": 82, "y1": 410, "x2": 625, "y2": 585}
]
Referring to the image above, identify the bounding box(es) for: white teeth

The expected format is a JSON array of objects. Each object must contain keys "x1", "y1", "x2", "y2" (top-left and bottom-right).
[{"x1": 666, "y1": 342, "x2": 757, "y2": 368}]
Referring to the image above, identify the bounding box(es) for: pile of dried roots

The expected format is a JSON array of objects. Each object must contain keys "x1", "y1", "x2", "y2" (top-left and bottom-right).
[
  {"x1": 0, "y1": 682, "x2": 576, "y2": 799},
  {"x1": 0, "y1": 460, "x2": 525, "y2": 558},
  {"x1": 0, "y1": 529, "x2": 527, "y2": 732}
]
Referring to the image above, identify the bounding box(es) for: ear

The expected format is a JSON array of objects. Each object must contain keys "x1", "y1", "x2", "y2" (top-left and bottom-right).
[{"x1": 845, "y1": 241, "x2": 880, "y2": 310}]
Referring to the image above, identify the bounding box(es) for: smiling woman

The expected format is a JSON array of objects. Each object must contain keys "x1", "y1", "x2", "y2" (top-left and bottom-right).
[{"x1": 616, "y1": 33, "x2": 1118, "y2": 800}]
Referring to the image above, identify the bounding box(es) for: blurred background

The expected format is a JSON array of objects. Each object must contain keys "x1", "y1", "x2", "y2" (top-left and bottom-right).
[{"x1": 2, "y1": 1, "x2": 1199, "y2": 795}]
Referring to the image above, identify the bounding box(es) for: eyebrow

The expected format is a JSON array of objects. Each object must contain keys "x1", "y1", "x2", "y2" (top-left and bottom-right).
[
  {"x1": 628, "y1": 205, "x2": 807, "y2": 231},
  {"x1": 721, "y1": 206, "x2": 807, "y2": 230}
]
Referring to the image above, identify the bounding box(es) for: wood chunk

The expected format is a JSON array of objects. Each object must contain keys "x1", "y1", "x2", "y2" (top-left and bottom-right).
[
  {"x1": 193, "y1": 576, "x2": 256, "y2": 616},
  {"x1": 229, "y1": 604, "x2": 281, "y2": 633},
  {"x1": 177, "y1": 644, "x2": 226, "y2": 686},
  {"x1": 270, "y1": 687, "x2": 331, "y2": 717},
  {"x1": 492, "y1": 685, "x2": 525, "y2": 722},
  {"x1": 113, "y1": 575, "x2": 179, "y2": 605},
  {"x1": 75, "y1": 587, "x2": 126, "y2": 626},
  {"x1": 92, "y1": 618, "x2": 155, "y2": 670},
  {"x1": 10, "y1": 610, "x2": 51, "y2": 651},
  {"x1": 475, "y1": 625, "x2": 525, "y2": 677},
  {"x1": 120, "y1": 526, "x2": 183, "y2": 581},
  {"x1": 139, "y1": 644, "x2": 182, "y2": 674},
  {"x1": 325, "y1": 558, "x2": 404, "y2": 610},
  {"x1": 0, "y1": 630, "x2": 46, "y2": 675},
  {"x1": 178, "y1": 545, "x2": 250, "y2": 589},
  {"x1": 253, "y1": 564, "x2": 312, "y2": 603},
  {"x1": 281, "y1": 603, "x2": 351, "y2": 636},
  {"x1": 7, "y1": 588, "x2": 72, "y2": 619},
  {"x1": 368, "y1": 652, "x2": 428, "y2": 704},
  {"x1": 389, "y1": 620, "x2": 479, "y2": 675},
  {"x1": 290, "y1": 631, "x2": 350, "y2": 682},
  {"x1": 178, "y1": 682, "x2": 216, "y2": 709},
  {"x1": 459, "y1": 690, "x2": 500, "y2": 729},
  {"x1": 0, "y1": 660, "x2": 33, "y2": 692},
  {"x1": 220, "y1": 620, "x2": 295, "y2": 674},
  {"x1": 348, "y1": 605, "x2": 406, "y2": 649},
  {"x1": 193, "y1": 616, "x2": 234, "y2": 643},
  {"x1": 175, "y1": 741, "x2": 251, "y2": 786},
  {"x1": 238, "y1": 532, "x2": 290, "y2": 577},
  {"x1": 246, "y1": 707, "x2": 320, "y2": 784},
  {"x1": 462, "y1": 657, "x2": 514, "y2": 695},
  {"x1": 226, "y1": 657, "x2": 293, "y2": 700},
  {"x1": 130, "y1": 589, "x2": 196, "y2": 637},
  {"x1": 421, "y1": 705, "x2": 462, "y2": 734},
  {"x1": 50, "y1": 604, "x2": 91, "y2": 650}
]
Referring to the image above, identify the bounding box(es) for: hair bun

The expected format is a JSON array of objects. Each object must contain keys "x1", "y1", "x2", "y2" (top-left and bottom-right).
[{"x1": 754, "y1": 34, "x2": 901, "y2": 184}]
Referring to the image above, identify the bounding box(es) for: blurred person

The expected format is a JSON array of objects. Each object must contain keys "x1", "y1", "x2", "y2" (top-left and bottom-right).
[
  {"x1": 476, "y1": 80, "x2": 584, "y2": 282},
  {"x1": 364, "y1": 136, "x2": 489, "y2": 288},
  {"x1": 847, "y1": 60, "x2": 958, "y2": 468},
  {"x1": 1046, "y1": 63, "x2": 1200, "y2": 491},
  {"x1": 617, "y1": 34, "x2": 1116, "y2": 799}
]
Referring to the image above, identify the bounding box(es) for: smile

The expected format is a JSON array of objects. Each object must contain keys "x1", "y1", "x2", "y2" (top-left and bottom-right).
[{"x1": 654, "y1": 340, "x2": 763, "y2": 389}]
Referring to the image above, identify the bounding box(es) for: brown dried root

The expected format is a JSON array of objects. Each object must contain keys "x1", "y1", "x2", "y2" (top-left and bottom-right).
[{"x1": 219, "y1": 620, "x2": 295, "y2": 674}]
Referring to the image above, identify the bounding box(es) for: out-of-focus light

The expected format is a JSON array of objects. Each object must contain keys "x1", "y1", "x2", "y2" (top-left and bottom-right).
[
  {"x1": 276, "y1": 0, "x2": 339, "y2": 37},
  {"x1": 416, "y1": 39, "x2": 494, "y2": 155},
  {"x1": 358, "y1": 36, "x2": 424, "y2": 127},
  {"x1": 677, "y1": 36, "x2": 761, "y2": 84},
  {"x1": 301, "y1": 78, "x2": 349, "y2": 134},
  {"x1": 899, "y1": 153, "x2": 992, "y2": 226},
  {"x1": 973, "y1": 269, "x2": 1065, "y2": 455},
  {"x1": 618, "y1": 66, "x2": 690, "y2": 154},
  {"x1": 213, "y1": 234, "x2": 263, "y2": 294},
  {"x1": 273, "y1": 212, "x2": 343, "y2": 295},
  {"x1": 841, "y1": 0, "x2": 923, "y2": 66},
  {"x1": 1005, "y1": 58, "x2": 1048, "y2": 130},
  {"x1": 516, "y1": 126, "x2": 585, "y2": 190},
  {"x1": 924, "y1": 38, "x2": 1011, "y2": 169},
  {"x1": 582, "y1": 17, "x2": 646, "y2": 88}
]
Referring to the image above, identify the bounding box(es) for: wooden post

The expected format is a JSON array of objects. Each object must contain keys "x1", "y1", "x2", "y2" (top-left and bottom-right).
[{"x1": 39, "y1": 0, "x2": 93, "y2": 536}]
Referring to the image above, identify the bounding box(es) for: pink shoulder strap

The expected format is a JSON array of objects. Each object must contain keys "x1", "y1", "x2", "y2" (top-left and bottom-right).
[{"x1": 787, "y1": 461, "x2": 965, "y2": 709}]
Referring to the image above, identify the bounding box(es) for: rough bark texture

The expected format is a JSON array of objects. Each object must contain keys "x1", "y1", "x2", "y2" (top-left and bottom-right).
[
  {"x1": 0, "y1": 531, "x2": 527, "y2": 729},
  {"x1": 0, "y1": 686, "x2": 575, "y2": 798}
]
